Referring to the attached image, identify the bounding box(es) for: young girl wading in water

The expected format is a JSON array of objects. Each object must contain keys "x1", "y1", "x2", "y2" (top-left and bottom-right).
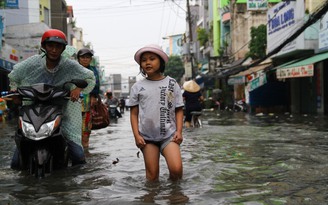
[{"x1": 127, "y1": 44, "x2": 184, "y2": 181}]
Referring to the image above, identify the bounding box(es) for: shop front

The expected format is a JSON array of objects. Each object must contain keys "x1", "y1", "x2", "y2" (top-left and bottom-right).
[
  {"x1": 276, "y1": 51, "x2": 328, "y2": 115},
  {"x1": 228, "y1": 60, "x2": 288, "y2": 114}
]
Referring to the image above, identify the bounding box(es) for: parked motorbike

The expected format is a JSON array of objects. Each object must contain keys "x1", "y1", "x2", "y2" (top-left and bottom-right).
[
  {"x1": 233, "y1": 99, "x2": 248, "y2": 112},
  {"x1": 1, "y1": 79, "x2": 87, "y2": 178}
]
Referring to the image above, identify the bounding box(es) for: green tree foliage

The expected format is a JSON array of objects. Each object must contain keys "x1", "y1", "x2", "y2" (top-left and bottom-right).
[
  {"x1": 0, "y1": 0, "x2": 5, "y2": 8},
  {"x1": 247, "y1": 24, "x2": 267, "y2": 59},
  {"x1": 197, "y1": 28, "x2": 209, "y2": 47},
  {"x1": 164, "y1": 55, "x2": 184, "y2": 82}
]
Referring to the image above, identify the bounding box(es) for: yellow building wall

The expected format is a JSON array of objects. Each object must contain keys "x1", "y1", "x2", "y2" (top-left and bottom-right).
[{"x1": 39, "y1": 0, "x2": 50, "y2": 23}]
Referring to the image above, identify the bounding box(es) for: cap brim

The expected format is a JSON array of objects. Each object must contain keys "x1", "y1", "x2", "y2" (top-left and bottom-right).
[
  {"x1": 45, "y1": 37, "x2": 67, "y2": 45},
  {"x1": 134, "y1": 46, "x2": 168, "y2": 65},
  {"x1": 79, "y1": 51, "x2": 93, "y2": 56}
]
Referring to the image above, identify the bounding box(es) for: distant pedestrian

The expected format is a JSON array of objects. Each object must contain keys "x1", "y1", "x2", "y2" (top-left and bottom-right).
[
  {"x1": 119, "y1": 97, "x2": 125, "y2": 114},
  {"x1": 182, "y1": 80, "x2": 203, "y2": 128},
  {"x1": 127, "y1": 44, "x2": 184, "y2": 181},
  {"x1": 125, "y1": 97, "x2": 130, "y2": 111}
]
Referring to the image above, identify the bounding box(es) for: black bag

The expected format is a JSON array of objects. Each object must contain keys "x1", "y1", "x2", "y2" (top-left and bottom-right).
[{"x1": 91, "y1": 97, "x2": 110, "y2": 130}]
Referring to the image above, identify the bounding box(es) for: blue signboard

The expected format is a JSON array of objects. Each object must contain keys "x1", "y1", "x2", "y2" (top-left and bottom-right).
[
  {"x1": 0, "y1": 58, "x2": 15, "y2": 72},
  {"x1": 5, "y1": 0, "x2": 19, "y2": 9}
]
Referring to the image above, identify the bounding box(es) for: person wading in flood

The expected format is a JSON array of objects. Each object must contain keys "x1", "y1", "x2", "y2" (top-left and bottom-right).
[
  {"x1": 77, "y1": 48, "x2": 100, "y2": 152},
  {"x1": 127, "y1": 44, "x2": 184, "y2": 181},
  {"x1": 182, "y1": 80, "x2": 203, "y2": 128}
]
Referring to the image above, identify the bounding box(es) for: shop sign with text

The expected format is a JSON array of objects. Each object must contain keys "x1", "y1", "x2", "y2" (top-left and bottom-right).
[
  {"x1": 276, "y1": 64, "x2": 314, "y2": 79},
  {"x1": 248, "y1": 73, "x2": 267, "y2": 92},
  {"x1": 247, "y1": 0, "x2": 267, "y2": 11}
]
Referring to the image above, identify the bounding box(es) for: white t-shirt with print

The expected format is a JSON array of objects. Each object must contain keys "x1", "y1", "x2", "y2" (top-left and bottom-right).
[{"x1": 128, "y1": 76, "x2": 184, "y2": 141}]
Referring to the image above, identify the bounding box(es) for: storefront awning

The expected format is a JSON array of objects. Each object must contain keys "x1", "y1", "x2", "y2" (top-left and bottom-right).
[
  {"x1": 232, "y1": 63, "x2": 272, "y2": 78},
  {"x1": 276, "y1": 51, "x2": 328, "y2": 79},
  {"x1": 217, "y1": 58, "x2": 249, "y2": 78},
  {"x1": 228, "y1": 60, "x2": 272, "y2": 85}
]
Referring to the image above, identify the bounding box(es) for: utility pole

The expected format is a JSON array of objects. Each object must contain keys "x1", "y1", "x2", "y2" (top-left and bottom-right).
[
  {"x1": 186, "y1": 0, "x2": 195, "y2": 78},
  {"x1": 186, "y1": 0, "x2": 193, "y2": 43}
]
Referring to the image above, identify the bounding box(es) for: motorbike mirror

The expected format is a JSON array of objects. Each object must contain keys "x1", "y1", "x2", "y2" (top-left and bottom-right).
[{"x1": 70, "y1": 79, "x2": 88, "y2": 88}]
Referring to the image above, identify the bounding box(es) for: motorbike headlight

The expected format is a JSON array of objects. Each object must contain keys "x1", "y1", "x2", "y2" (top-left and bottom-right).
[{"x1": 21, "y1": 116, "x2": 61, "y2": 140}]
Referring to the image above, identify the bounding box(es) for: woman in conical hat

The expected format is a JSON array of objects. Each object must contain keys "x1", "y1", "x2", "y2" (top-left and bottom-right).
[
  {"x1": 182, "y1": 80, "x2": 203, "y2": 128},
  {"x1": 183, "y1": 80, "x2": 200, "y2": 93}
]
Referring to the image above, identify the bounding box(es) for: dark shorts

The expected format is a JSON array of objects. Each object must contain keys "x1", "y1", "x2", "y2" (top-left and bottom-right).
[{"x1": 144, "y1": 136, "x2": 172, "y2": 154}]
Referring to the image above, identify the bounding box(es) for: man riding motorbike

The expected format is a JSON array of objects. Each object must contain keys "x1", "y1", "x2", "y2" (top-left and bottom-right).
[
  {"x1": 105, "y1": 92, "x2": 122, "y2": 119},
  {"x1": 8, "y1": 29, "x2": 96, "y2": 168}
]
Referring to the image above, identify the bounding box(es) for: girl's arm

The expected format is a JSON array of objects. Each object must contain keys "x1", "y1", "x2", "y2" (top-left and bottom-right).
[
  {"x1": 130, "y1": 106, "x2": 146, "y2": 148},
  {"x1": 175, "y1": 107, "x2": 184, "y2": 134},
  {"x1": 172, "y1": 107, "x2": 184, "y2": 144}
]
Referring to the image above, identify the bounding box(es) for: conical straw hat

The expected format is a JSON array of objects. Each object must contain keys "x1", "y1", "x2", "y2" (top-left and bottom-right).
[{"x1": 183, "y1": 80, "x2": 200, "y2": 92}]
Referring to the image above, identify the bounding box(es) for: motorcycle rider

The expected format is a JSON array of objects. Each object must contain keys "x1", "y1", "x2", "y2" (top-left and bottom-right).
[
  {"x1": 8, "y1": 29, "x2": 96, "y2": 168},
  {"x1": 105, "y1": 92, "x2": 122, "y2": 118}
]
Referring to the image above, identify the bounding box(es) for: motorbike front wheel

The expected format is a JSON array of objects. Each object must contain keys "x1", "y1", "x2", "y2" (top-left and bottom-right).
[
  {"x1": 28, "y1": 155, "x2": 34, "y2": 175},
  {"x1": 36, "y1": 164, "x2": 46, "y2": 178},
  {"x1": 28, "y1": 150, "x2": 52, "y2": 178},
  {"x1": 29, "y1": 154, "x2": 46, "y2": 178}
]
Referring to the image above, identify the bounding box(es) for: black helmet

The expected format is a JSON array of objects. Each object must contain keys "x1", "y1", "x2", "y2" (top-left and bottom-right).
[
  {"x1": 77, "y1": 48, "x2": 94, "y2": 57},
  {"x1": 106, "y1": 92, "x2": 113, "y2": 97}
]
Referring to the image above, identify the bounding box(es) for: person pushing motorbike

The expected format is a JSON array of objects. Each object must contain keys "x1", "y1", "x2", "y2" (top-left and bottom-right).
[
  {"x1": 8, "y1": 29, "x2": 96, "y2": 168},
  {"x1": 77, "y1": 48, "x2": 100, "y2": 151}
]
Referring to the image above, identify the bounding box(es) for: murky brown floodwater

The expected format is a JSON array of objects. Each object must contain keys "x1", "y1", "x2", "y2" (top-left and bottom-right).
[{"x1": 1, "y1": 110, "x2": 328, "y2": 205}]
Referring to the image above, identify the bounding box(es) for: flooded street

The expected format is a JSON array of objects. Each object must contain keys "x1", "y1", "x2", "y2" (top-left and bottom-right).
[{"x1": 1, "y1": 111, "x2": 328, "y2": 204}]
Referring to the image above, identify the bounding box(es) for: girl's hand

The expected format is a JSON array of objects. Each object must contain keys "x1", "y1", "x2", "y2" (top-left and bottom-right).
[
  {"x1": 135, "y1": 135, "x2": 146, "y2": 149},
  {"x1": 172, "y1": 131, "x2": 183, "y2": 145}
]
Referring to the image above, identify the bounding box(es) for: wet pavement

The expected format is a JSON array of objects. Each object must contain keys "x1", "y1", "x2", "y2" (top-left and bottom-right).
[{"x1": 1, "y1": 110, "x2": 328, "y2": 204}]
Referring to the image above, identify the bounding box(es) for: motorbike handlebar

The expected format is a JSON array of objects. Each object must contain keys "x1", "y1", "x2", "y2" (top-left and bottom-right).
[
  {"x1": 1, "y1": 91, "x2": 83, "y2": 102},
  {"x1": 1, "y1": 91, "x2": 19, "y2": 97}
]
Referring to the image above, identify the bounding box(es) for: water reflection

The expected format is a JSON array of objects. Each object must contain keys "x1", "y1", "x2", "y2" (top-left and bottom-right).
[{"x1": 136, "y1": 181, "x2": 189, "y2": 204}]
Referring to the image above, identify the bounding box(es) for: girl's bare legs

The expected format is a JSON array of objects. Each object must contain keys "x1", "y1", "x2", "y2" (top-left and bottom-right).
[
  {"x1": 142, "y1": 143, "x2": 160, "y2": 181},
  {"x1": 162, "y1": 142, "x2": 183, "y2": 181}
]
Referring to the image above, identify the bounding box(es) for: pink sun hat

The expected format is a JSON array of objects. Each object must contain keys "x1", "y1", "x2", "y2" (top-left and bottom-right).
[{"x1": 134, "y1": 44, "x2": 169, "y2": 65}]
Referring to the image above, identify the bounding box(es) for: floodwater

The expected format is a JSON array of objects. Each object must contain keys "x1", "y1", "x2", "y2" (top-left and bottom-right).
[{"x1": 1, "y1": 110, "x2": 328, "y2": 205}]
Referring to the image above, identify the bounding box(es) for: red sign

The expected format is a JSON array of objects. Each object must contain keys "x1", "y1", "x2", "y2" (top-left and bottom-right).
[{"x1": 9, "y1": 54, "x2": 18, "y2": 62}]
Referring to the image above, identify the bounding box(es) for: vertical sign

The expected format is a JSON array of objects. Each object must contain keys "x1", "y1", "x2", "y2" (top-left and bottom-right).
[
  {"x1": 184, "y1": 62, "x2": 192, "y2": 79},
  {"x1": 319, "y1": 12, "x2": 328, "y2": 51}
]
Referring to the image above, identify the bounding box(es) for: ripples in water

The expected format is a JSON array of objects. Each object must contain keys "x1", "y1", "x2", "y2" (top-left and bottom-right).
[{"x1": 1, "y1": 112, "x2": 328, "y2": 204}]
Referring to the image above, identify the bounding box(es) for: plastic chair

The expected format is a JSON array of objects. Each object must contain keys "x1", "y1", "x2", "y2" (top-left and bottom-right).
[{"x1": 190, "y1": 111, "x2": 202, "y2": 128}]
